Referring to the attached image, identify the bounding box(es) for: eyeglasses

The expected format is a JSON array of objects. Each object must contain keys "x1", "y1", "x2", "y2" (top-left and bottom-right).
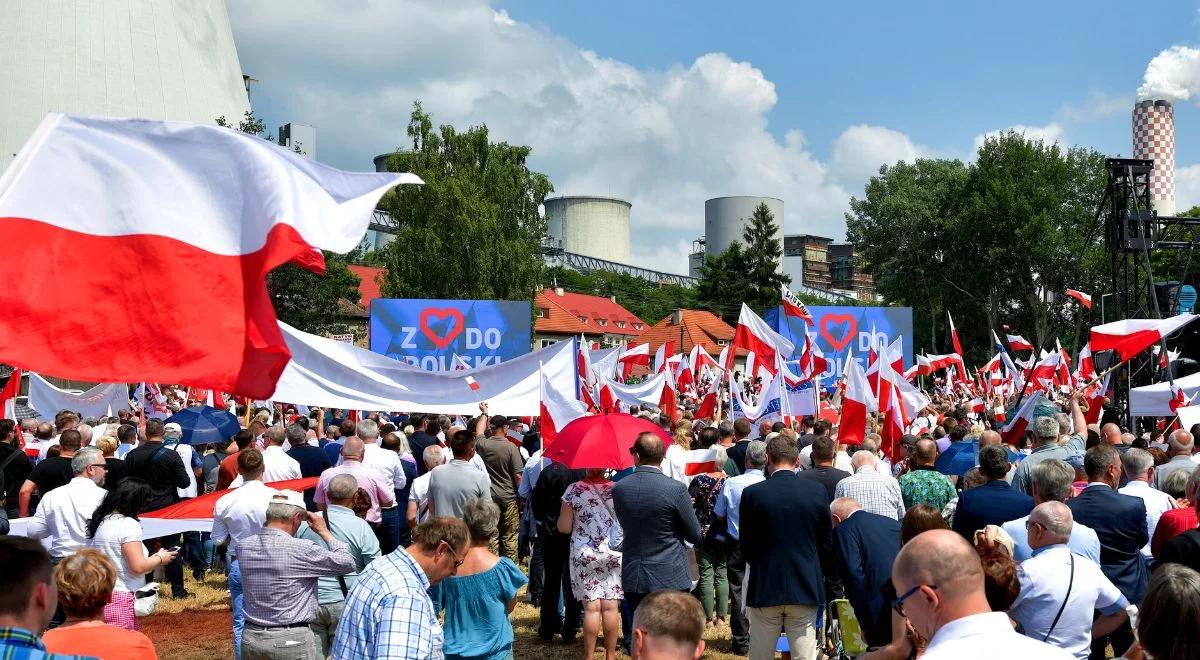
[
  {"x1": 87, "y1": 463, "x2": 107, "y2": 471},
  {"x1": 892, "y1": 584, "x2": 936, "y2": 617},
  {"x1": 441, "y1": 541, "x2": 465, "y2": 571}
]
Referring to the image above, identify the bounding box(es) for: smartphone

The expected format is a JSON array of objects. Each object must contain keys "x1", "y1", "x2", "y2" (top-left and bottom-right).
[{"x1": 166, "y1": 546, "x2": 181, "y2": 553}]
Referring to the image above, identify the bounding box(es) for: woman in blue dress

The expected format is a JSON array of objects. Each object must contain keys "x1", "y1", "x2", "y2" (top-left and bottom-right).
[{"x1": 434, "y1": 497, "x2": 528, "y2": 660}]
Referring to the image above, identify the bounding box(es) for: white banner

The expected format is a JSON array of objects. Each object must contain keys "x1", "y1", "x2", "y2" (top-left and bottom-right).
[
  {"x1": 603, "y1": 372, "x2": 667, "y2": 408},
  {"x1": 27, "y1": 374, "x2": 129, "y2": 420},
  {"x1": 1130, "y1": 371, "x2": 1200, "y2": 417},
  {"x1": 268, "y1": 323, "x2": 578, "y2": 415}
]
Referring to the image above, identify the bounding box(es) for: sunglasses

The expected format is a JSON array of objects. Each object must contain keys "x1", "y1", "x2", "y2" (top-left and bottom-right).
[
  {"x1": 892, "y1": 583, "x2": 936, "y2": 617},
  {"x1": 441, "y1": 541, "x2": 465, "y2": 570}
]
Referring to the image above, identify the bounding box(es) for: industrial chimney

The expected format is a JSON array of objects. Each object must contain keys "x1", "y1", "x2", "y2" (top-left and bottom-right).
[{"x1": 1132, "y1": 100, "x2": 1176, "y2": 215}]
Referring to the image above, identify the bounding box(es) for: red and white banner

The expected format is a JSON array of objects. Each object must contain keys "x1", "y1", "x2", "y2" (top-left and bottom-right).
[
  {"x1": 1090, "y1": 315, "x2": 1198, "y2": 363},
  {"x1": 1065, "y1": 289, "x2": 1093, "y2": 309},
  {"x1": 540, "y1": 363, "x2": 588, "y2": 447},
  {"x1": 1130, "y1": 371, "x2": 1200, "y2": 417},
  {"x1": 0, "y1": 114, "x2": 419, "y2": 398}
]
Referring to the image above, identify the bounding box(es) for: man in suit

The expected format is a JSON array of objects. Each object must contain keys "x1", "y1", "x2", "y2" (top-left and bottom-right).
[
  {"x1": 613, "y1": 431, "x2": 702, "y2": 655},
  {"x1": 1068, "y1": 443, "x2": 1148, "y2": 660},
  {"x1": 739, "y1": 435, "x2": 833, "y2": 659},
  {"x1": 830, "y1": 497, "x2": 901, "y2": 648},
  {"x1": 725, "y1": 419, "x2": 754, "y2": 473},
  {"x1": 952, "y1": 444, "x2": 1033, "y2": 538}
]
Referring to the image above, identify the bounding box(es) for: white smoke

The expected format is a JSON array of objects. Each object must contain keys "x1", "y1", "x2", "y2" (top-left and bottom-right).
[{"x1": 1138, "y1": 45, "x2": 1200, "y2": 101}]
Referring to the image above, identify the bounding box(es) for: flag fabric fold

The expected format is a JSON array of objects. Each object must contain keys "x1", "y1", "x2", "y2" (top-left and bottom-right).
[
  {"x1": 1090, "y1": 315, "x2": 1199, "y2": 363},
  {"x1": 539, "y1": 363, "x2": 588, "y2": 447},
  {"x1": 729, "y1": 303, "x2": 794, "y2": 375}
]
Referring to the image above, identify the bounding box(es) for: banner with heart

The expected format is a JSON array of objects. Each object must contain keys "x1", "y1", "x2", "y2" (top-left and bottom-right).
[
  {"x1": 370, "y1": 299, "x2": 532, "y2": 371},
  {"x1": 765, "y1": 304, "x2": 915, "y2": 388}
]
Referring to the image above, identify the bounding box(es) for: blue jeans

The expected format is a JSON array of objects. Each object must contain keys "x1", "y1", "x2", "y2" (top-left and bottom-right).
[
  {"x1": 229, "y1": 558, "x2": 244, "y2": 660},
  {"x1": 377, "y1": 506, "x2": 402, "y2": 555}
]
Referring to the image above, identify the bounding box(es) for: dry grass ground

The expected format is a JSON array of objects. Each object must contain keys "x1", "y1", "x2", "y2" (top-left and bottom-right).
[{"x1": 142, "y1": 573, "x2": 747, "y2": 660}]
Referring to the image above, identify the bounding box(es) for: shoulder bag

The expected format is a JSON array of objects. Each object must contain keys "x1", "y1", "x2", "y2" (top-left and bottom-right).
[
  {"x1": 1042, "y1": 552, "x2": 1075, "y2": 643},
  {"x1": 588, "y1": 482, "x2": 624, "y2": 552}
]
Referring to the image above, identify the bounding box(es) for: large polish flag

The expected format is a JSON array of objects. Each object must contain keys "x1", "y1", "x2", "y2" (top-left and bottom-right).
[
  {"x1": 684, "y1": 448, "x2": 721, "y2": 476},
  {"x1": 539, "y1": 363, "x2": 588, "y2": 448},
  {"x1": 0, "y1": 114, "x2": 419, "y2": 398},
  {"x1": 839, "y1": 357, "x2": 876, "y2": 446},
  {"x1": 1090, "y1": 315, "x2": 1199, "y2": 363},
  {"x1": 729, "y1": 303, "x2": 794, "y2": 375},
  {"x1": 618, "y1": 343, "x2": 650, "y2": 380}
]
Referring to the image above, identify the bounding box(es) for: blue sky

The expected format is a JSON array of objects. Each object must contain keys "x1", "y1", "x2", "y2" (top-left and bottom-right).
[{"x1": 231, "y1": 1, "x2": 1200, "y2": 274}]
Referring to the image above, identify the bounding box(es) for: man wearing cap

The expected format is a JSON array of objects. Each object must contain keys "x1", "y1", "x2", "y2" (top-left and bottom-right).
[
  {"x1": 474, "y1": 405, "x2": 523, "y2": 562},
  {"x1": 236, "y1": 489, "x2": 355, "y2": 660}
]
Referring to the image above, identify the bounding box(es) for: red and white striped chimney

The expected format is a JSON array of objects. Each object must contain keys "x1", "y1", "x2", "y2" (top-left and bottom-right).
[{"x1": 1132, "y1": 99, "x2": 1176, "y2": 215}]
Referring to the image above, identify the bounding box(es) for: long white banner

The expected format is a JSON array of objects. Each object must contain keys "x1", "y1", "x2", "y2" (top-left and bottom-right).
[
  {"x1": 27, "y1": 374, "x2": 129, "y2": 420},
  {"x1": 269, "y1": 324, "x2": 578, "y2": 415}
]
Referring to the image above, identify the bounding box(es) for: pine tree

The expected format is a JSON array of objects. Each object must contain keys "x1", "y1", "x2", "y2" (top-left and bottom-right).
[{"x1": 741, "y1": 202, "x2": 789, "y2": 312}]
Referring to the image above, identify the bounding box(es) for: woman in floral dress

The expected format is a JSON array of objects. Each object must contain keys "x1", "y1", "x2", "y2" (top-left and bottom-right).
[{"x1": 558, "y1": 468, "x2": 622, "y2": 660}]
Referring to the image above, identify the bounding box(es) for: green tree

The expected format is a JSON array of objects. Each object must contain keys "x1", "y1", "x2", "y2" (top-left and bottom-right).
[
  {"x1": 741, "y1": 202, "x2": 790, "y2": 311},
  {"x1": 375, "y1": 102, "x2": 551, "y2": 301},
  {"x1": 846, "y1": 132, "x2": 1107, "y2": 361},
  {"x1": 216, "y1": 110, "x2": 363, "y2": 335},
  {"x1": 695, "y1": 243, "x2": 754, "y2": 318}
]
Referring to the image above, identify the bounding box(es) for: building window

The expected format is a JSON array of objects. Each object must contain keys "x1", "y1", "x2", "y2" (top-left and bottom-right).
[
  {"x1": 716, "y1": 339, "x2": 729, "y2": 346},
  {"x1": 616, "y1": 321, "x2": 626, "y2": 328},
  {"x1": 537, "y1": 307, "x2": 548, "y2": 318},
  {"x1": 578, "y1": 315, "x2": 588, "y2": 323},
  {"x1": 633, "y1": 323, "x2": 643, "y2": 330},
  {"x1": 539, "y1": 339, "x2": 557, "y2": 348},
  {"x1": 597, "y1": 319, "x2": 608, "y2": 327}
]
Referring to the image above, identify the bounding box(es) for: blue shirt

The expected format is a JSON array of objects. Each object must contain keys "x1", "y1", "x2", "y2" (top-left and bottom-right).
[
  {"x1": 1003, "y1": 514, "x2": 1102, "y2": 563},
  {"x1": 322, "y1": 441, "x2": 344, "y2": 467},
  {"x1": 433, "y1": 557, "x2": 528, "y2": 660},
  {"x1": 331, "y1": 548, "x2": 442, "y2": 659},
  {"x1": 714, "y1": 468, "x2": 765, "y2": 540},
  {"x1": 0, "y1": 628, "x2": 93, "y2": 660},
  {"x1": 298, "y1": 504, "x2": 381, "y2": 605}
]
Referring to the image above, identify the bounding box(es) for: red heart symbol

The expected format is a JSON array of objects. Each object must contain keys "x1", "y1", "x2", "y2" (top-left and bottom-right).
[
  {"x1": 419, "y1": 308, "x2": 465, "y2": 349},
  {"x1": 820, "y1": 313, "x2": 857, "y2": 352}
]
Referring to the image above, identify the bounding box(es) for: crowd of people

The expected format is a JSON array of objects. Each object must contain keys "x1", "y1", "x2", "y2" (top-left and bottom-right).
[{"x1": 0, "y1": 385, "x2": 1199, "y2": 660}]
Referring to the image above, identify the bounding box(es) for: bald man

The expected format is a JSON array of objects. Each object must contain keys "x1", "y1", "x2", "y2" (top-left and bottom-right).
[
  {"x1": 891, "y1": 529, "x2": 1072, "y2": 659},
  {"x1": 1008, "y1": 502, "x2": 1128, "y2": 659},
  {"x1": 829, "y1": 497, "x2": 900, "y2": 647}
]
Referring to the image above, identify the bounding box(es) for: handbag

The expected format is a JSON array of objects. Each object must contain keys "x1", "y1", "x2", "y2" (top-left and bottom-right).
[
  {"x1": 588, "y1": 482, "x2": 624, "y2": 553},
  {"x1": 134, "y1": 582, "x2": 159, "y2": 616}
]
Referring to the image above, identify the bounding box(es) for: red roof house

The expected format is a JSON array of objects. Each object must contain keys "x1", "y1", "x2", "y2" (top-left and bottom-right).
[
  {"x1": 639, "y1": 310, "x2": 735, "y2": 355},
  {"x1": 534, "y1": 288, "x2": 645, "y2": 344},
  {"x1": 348, "y1": 265, "x2": 385, "y2": 309}
]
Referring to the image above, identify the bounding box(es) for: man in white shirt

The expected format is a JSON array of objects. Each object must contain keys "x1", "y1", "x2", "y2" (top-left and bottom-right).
[
  {"x1": 712, "y1": 440, "x2": 767, "y2": 656},
  {"x1": 1117, "y1": 448, "x2": 1177, "y2": 560},
  {"x1": 233, "y1": 426, "x2": 301, "y2": 486},
  {"x1": 1008, "y1": 502, "x2": 1128, "y2": 660},
  {"x1": 835, "y1": 452, "x2": 906, "y2": 521},
  {"x1": 406, "y1": 445, "x2": 445, "y2": 529},
  {"x1": 26, "y1": 447, "x2": 107, "y2": 560},
  {"x1": 354, "y1": 420, "x2": 407, "y2": 555},
  {"x1": 212, "y1": 449, "x2": 278, "y2": 660},
  {"x1": 892, "y1": 529, "x2": 1073, "y2": 659}
]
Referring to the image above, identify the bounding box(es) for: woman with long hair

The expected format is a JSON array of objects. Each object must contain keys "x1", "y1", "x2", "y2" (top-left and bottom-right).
[{"x1": 85, "y1": 478, "x2": 176, "y2": 630}]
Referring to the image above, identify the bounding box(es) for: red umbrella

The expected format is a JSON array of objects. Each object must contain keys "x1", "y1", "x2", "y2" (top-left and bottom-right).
[{"x1": 544, "y1": 413, "x2": 671, "y2": 470}]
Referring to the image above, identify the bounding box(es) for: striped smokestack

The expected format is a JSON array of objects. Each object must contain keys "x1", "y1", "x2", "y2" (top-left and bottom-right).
[{"x1": 1132, "y1": 99, "x2": 1176, "y2": 215}]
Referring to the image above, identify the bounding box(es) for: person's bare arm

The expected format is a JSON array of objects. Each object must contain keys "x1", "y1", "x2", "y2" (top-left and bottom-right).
[
  {"x1": 557, "y1": 501, "x2": 574, "y2": 535},
  {"x1": 475, "y1": 403, "x2": 489, "y2": 437},
  {"x1": 1092, "y1": 609, "x2": 1129, "y2": 640},
  {"x1": 406, "y1": 499, "x2": 418, "y2": 530},
  {"x1": 124, "y1": 542, "x2": 176, "y2": 574},
  {"x1": 18, "y1": 479, "x2": 35, "y2": 517},
  {"x1": 1070, "y1": 392, "x2": 1087, "y2": 439}
]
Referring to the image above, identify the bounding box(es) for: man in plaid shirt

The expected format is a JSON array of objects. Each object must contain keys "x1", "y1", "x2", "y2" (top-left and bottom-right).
[
  {"x1": 331, "y1": 517, "x2": 470, "y2": 659},
  {"x1": 835, "y1": 451, "x2": 906, "y2": 521}
]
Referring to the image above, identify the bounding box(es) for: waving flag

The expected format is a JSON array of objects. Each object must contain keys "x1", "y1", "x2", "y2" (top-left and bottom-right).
[
  {"x1": 0, "y1": 368, "x2": 20, "y2": 420},
  {"x1": 1065, "y1": 289, "x2": 1093, "y2": 310},
  {"x1": 694, "y1": 374, "x2": 722, "y2": 420},
  {"x1": 781, "y1": 284, "x2": 815, "y2": 325},
  {"x1": 1090, "y1": 315, "x2": 1198, "y2": 363},
  {"x1": 992, "y1": 330, "x2": 1025, "y2": 390},
  {"x1": 654, "y1": 341, "x2": 676, "y2": 374},
  {"x1": 617, "y1": 343, "x2": 650, "y2": 380},
  {"x1": 1169, "y1": 383, "x2": 1193, "y2": 414},
  {"x1": 729, "y1": 304, "x2": 795, "y2": 375},
  {"x1": 839, "y1": 358, "x2": 876, "y2": 446},
  {"x1": 684, "y1": 448, "x2": 720, "y2": 476},
  {"x1": 689, "y1": 344, "x2": 720, "y2": 380},
  {"x1": 1006, "y1": 334, "x2": 1034, "y2": 352},
  {"x1": 539, "y1": 363, "x2": 588, "y2": 447},
  {"x1": 948, "y1": 312, "x2": 964, "y2": 357},
  {"x1": 1001, "y1": 393, "x2": 1043, "y2": 445},
  {"x1": 0, "y1": 114, "x2": 419, "y2": 398},
  {"x1": 1076, "y1": 343, "x2": 1096, "y2": 382}
]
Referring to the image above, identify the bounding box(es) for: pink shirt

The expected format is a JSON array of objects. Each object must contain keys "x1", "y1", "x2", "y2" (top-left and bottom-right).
[{"x1": 313, "y1": 459, "x2": 395, "y2": 523}]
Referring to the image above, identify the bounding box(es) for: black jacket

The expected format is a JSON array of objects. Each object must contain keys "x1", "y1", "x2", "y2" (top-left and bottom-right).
[
  {"x1": 123, "y1": 441, "x2": 190, "y2": 512},
  {"x1": 1068, "y1": 484, "x2": 1150, "y2": 603},
  {"x1": 531, "y1": 461, "x2": 584, "y2": 532},
  {"x1": 740, "y1": 469, "x2": 833, "y2": 608},
  {"x1": 408, "y1": 431, "x2": 441, "y2": 476}
]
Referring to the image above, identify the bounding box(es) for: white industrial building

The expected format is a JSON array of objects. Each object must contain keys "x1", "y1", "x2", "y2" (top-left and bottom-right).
[
  {"x1": 544, "y1": 195, "x2": 632, "y2": 265},
  {"x1": 0, "y1": 0, "x2": 251, "y2": 172},
  {"x1": 689, "y1": 196, "x2": 785, "y2": 277}
]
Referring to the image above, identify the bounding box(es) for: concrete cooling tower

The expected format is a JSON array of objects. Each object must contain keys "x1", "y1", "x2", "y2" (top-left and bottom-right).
[
  {"x1": 0, "y1": 0, "x2": 251, "y2": 172},
  {"x1": 1132, "y1": 100, "x2": 1176, "y2": 215},
  {"x1": 704, "y1": 196, "x2": 784, "y2": 257},
  {"x1": 544, "y1": 196, "x2": 632, "y2": 264}
]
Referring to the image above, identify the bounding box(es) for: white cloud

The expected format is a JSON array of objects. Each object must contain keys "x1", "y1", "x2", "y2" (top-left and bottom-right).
[
  {"x1": 1175, "y1": 164, "x2": 1200, "y2": 211},
  {"x1": 972, "y1": 123, "x2": 1065, "y2": 151},
  {"x1": 1058, "y1": 90, "x2": 1132, "y2": 122},
  {"x1": 228, "y1": 0, "x2": 921, "y2": 274},
  {"x1": 1138, "y1": 45, "x2": 1200, "y2": 102}
]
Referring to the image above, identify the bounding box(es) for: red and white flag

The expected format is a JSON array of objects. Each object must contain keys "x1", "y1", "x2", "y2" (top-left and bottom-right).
[
  {"x1": 452, "y1": 354, "x2": 472, "y2": 371},
  {"x1": 539, "y1": 363, "x2": 587, "y2": 447},
  {"x1": 618, "y1": 343, "x2": 650, "y2": 380},
  {"x1": 1065, "y1": 289, "x2": 1093, "y2": 310},
  {"x1": 0, "y1": 114, "x2": 419, "y2": 398},
  {"x1": 675, "y1": 355, "x2": 694, "y2": 392},
  {"x1": 968, "y1": 397, "x2": 986, "y2": 414},
  {"x1": 464, "y1": 375, "x2": 481, "y2": 392},
  {"x1": 781, "y1": 284, "x2": 814, "y2": 325},
  {"x1": 1090, "y1": 315, "x2": 1198, "y2": 363},
  {"x1": 689, "y1": 344, "x2": 720, "y2": 379},
  {"x1": 1006, "y1": 334, "x2": 1034, "y2": 352},
  {"x1": 1001, "y1": 394, "x2": 1042, "y2": 445},
  {"x1": 654, "y1": 341, "x2": 677, "y2": 374},
  {"x1": 839, "y1": 357, "x2": 876, "y2": 446},
  {"x1": 694, "y1": 374, "x2": 721, "y2": 421},
  {"x1": 948, "y1": 312, "x2": 964, "y2": 357},
  {"x1": 0, "y1": 368, "x2": 20, "y2": 420},
  {"x1": 1170, "y1": 383, "x2": 1193, "y2": 414},
  {"x1": 728, "y1": 303, "x2": 794, "y2": 375},
  {"x1": 684, "y1": 448, "x2": 720, "y2": 476},
  {"x1": 1076, "y1": 342, "x2": 1096, "y2": 381}
]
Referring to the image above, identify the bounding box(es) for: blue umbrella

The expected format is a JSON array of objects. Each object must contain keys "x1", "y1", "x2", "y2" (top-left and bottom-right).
[
  {"x1": 935, "y1": 440, "x2": 1020, "y2": 478},
  {"x1": 164, "y1": 406, "x2": 241, "y2": 445}
]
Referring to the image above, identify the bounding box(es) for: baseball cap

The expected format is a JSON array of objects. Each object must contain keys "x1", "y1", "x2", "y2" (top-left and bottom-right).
[
  {"x1": 164, "y1": 422, "x2": 183, "y2": 440},
  {"x1": 270, "y1": 490, "x2": 306, "y2": 510}
]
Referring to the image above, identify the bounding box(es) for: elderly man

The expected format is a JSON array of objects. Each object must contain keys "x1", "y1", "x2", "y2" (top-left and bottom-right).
[
  {"x1": 1012, "y1": 399, "x2": 1087, "y2": 495},
  {"x1": 1008, "y1": 502, "x2": 1128, "y2": 660},
  {"x1": 235, "y1": 490, "x2": 355, "y2": 660},
  {"x1": 834, "y1": 451, "x2": 905, "y2": 521},
  {"x1": 1118, "y1": 447, "x2": 1177, "y2": 561},
  {"x1": 952, "y1": 444, "x2": 1033, "y2": 538},
  {"x1": 315, "y1": 438, "x2": 394, "y2": 533},
  {"x1": 898, "y1": 438, "x2": 956, "y2": 511},
  {"x1": 406, "y1": 445, "x2": 445, "y2": 529},
  {"x1": 1002, "y1": 459, "x2": 1100, "y2": 562},
  {"x1": 630, "y1": 591, "x2": 706, "y2": 660},
  {"x1": 429, "y1": 430, "x2": 491, "y2": 520},
  {"x1": 212, "y1": 449, "x2": 277, "y2": 660},
  {"x1": 353, "y1": 420, "x2": 407, "y2": 555},
  {"x1": 332, "y1": 518, "x2": 470, "y2": 659},
  {"x1": 613, "y1": 432, "x2": 702, "y2": 655},
  {"x1": 890, "y1": 530, "x2": 1072, "y2": 659},
  {"x1": 1155, "y1": 429, "x2": 1196, "y2": 490},
  {"x1": 1068, "y1": 444, "x2": 1148, "y2": 658},
  {"x1": 830, "y1": 496, "x2": 900, "y2": 648},
  {"x1": 299, "y1": 474, "x2": 380, "y2": 657},
  {"x1": 256, "y1": 426, "x2": 302, "y2": 483}
]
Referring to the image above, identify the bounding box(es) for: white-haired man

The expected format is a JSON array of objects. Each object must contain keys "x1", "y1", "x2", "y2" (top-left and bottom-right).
[
  {"x1": 834, "y1": 451, "x2": 906, "y2": 521},
  {"x1": 1118, "y1": 447, "x2": 1177, "y2": 561}
]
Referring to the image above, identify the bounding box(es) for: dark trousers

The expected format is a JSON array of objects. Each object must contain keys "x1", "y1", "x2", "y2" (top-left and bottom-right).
[
  {"x1": 146, "y1": 534, "x2": 186, "y2": 595},
  {"x1": 1091, "y1": 619, "x2": 1134, "y2": 660},
  {"x1": 539, "y1": 530, "x2": 581, "y2": 639},
  {"x1": 183, "y1": 531, "x2": 207, "y2": 575},
  {"x1": 621, "y1": 591, "x2": 649, "y2": 653},
  {"x1": 48, "y1": 555, "x2": 65, "y2": 628},
  {"x1": 376, "y1": 506, "x2": 402, "y2": 555},
  {"x1": 527, "y1": 533, "x2": 545, "y2": 603},
  {"x1": 728, "y1": 543, "x2": 750, "y2": 653}
]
